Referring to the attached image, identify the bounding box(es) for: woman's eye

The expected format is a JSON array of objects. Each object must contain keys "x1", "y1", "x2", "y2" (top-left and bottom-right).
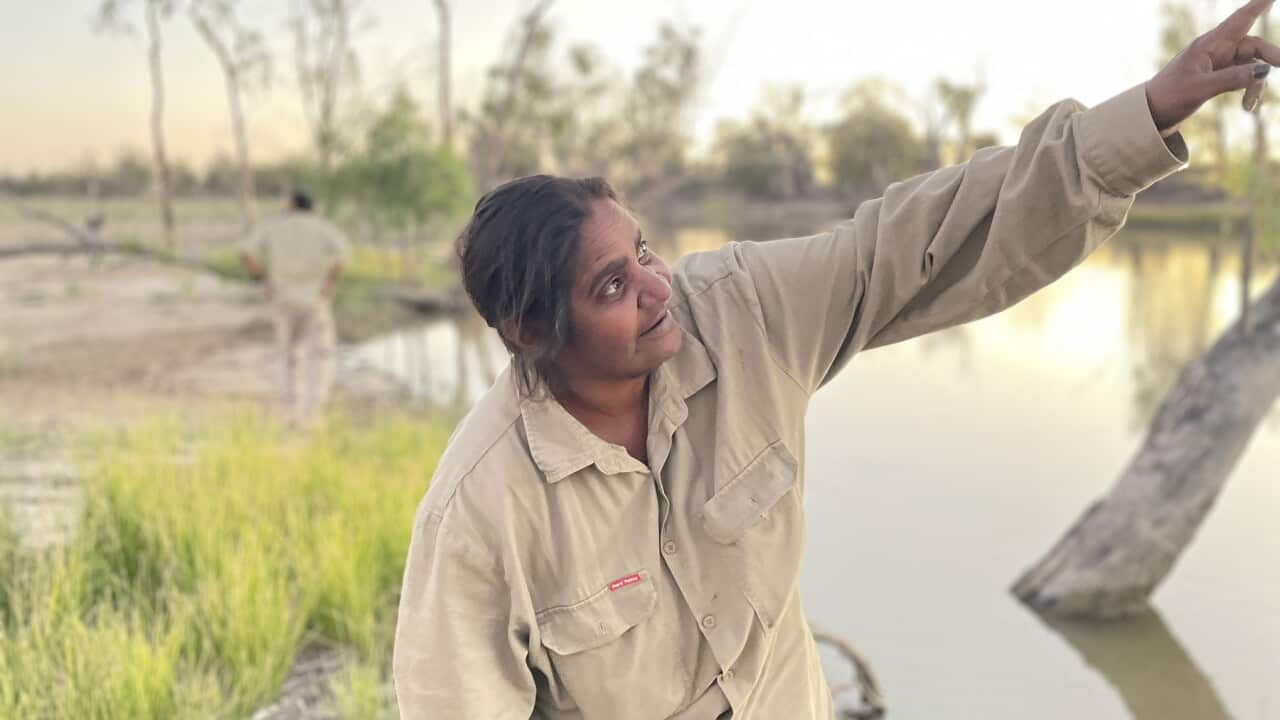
[
  {"x1": 638, "y1": 241, "x2": 651, "y2": 263},
  {"x1": 603, "y1": 277, "x2": 624, "y2": 298}
]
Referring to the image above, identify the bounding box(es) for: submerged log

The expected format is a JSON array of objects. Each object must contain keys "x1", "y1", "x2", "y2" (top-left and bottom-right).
[
  {"x1": 387, "y1": 287, "x2": 465, "y2": 316},
  {"x1": 811, "y1": 627, "x2": 887, "y2": 719},
  {"x1": 1013, "y1": 275, "x2": 1280, "y2": 617}
]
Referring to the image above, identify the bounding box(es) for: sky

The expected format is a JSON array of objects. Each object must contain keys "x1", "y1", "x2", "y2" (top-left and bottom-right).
[{"x1": 0, "y1": 0, "x2": 1232, "y2": 174}]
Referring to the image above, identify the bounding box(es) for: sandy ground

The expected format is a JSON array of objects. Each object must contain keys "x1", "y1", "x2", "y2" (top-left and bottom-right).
[{"x1": 0, "y1": 254, "x2": 407, "y2": 433}]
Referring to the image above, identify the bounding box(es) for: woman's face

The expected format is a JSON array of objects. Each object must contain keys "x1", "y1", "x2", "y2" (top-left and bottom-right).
[{"x1": 551, "y1": 198, "x2": 684, "y2": 383}]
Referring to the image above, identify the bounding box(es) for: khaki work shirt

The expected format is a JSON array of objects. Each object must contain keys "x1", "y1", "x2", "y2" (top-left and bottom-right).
[
  {"x1": 239, "y1": 211, "x2": 350, "y2": 307},
  {"x1": 393, "y1": 83, "x2": 1187, "y2": 719}
]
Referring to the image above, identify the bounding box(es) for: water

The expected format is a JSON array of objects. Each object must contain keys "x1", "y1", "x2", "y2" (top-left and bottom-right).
[{"x1": 349, "y1": 226, "x2": 1280, "y2": 719}]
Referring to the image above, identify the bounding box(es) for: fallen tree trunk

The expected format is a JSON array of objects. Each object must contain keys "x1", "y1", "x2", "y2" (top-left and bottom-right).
[
  {"x1": 0, "y1": 241, "x2": 210, "y2": 273},
  {"x1": 1013, "y1": 274, "x2": 1280, "y2": 618}
]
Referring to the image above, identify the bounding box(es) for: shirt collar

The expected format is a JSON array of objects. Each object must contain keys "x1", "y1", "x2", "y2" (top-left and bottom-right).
[{"x1": 519, "y1": 320, "x2": 716, "y2": 484}]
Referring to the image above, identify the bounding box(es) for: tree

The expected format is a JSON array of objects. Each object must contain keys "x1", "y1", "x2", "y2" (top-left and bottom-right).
[
  {"x1": 432, "y1": 0, "x2": 453, "y2": 149},
  {"x1": 290, "y1": 0, "x2": 363, "y2": 198},
  {"x1": 464, "y1": 6, "x2": 702, "y2": 197},
  {"x1": 1241, "y1": 9, "x2": 1272, "y2": 332},
  {"x1": 827, "y1": 80, "x2": 926, "y2": 206},
  {"x1": 189, "y1": 0, "x2": 271, "y2": 229},
  {"x1": 933, "y1": 73, "x2": 986, "y2": 165},
  {"x1": 340, "y1": 87, "x2": 472, "y2": 275},
  {"x1": 713, "y1": 85, "x2": 816, "y2": 200},
  {"x1": 465, "y1": 0, "x2": 556, "y2": 191},
  {"x1": 545, "y1": 43, "x2": 628, "y2": 179},
  {"x1": 103, "y1": 151, "x2": 153, "y2": 196},
  {"x1": 1160, "y1": 1, "x2": 1236, "y2": 231},
  {"x1": 621, "y1": 22, "x2": 702, "y2": 196},
  {"x1": 95, "y1": 0, "x2": 178, "y2": 252}
]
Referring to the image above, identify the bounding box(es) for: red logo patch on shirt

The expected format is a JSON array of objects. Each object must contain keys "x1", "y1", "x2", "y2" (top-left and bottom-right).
[{"x1": 608, "y1": 573, "x2": 642, "y2": 591}]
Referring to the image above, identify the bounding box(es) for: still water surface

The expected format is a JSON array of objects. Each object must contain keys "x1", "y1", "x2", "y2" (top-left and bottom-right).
[{"x1": 349, "y1": 225, "x2": 1279, "y2": 719}]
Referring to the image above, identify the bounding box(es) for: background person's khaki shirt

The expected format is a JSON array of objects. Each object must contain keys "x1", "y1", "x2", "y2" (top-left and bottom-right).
[
  {"x1": 393, "y1": 83, "x2": 1187, "y2": 720},
  {"x1": 239, "y1": 211, "x2": 350, "y2": 307}
]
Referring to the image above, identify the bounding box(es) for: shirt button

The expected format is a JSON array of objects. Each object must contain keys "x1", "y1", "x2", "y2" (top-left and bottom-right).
[
  {"x1": 701, "y1": 614, "x2": 717, "y2": 630},
  {"x1": 662, "y1": 540, "x2": 677, "y2": 555},
  {"x1": 721, "y1": 668, "x2": 735, "y2": 681}
]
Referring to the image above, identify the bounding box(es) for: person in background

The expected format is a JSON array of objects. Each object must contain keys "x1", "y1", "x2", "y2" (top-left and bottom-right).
[{"x1": 239, "y1": 190, "x2": 349, "y2": 426}]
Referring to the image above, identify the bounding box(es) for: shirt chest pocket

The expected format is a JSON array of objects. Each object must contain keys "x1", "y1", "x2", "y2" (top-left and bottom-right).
[
  {"x1": 701, "y1": 440, "x2": 804, "y2": 631},
  {"x1": 535, "y1": 570, "x2": 687, "y2": 718},
  {"x1": 702, "y1": 440, "x2": 800, "y2": 544}
]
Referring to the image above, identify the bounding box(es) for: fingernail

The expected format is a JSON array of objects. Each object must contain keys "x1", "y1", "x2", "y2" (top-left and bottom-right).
[{"x1": 1254, "y1": 63, "x2": 1271, "y2": 79}]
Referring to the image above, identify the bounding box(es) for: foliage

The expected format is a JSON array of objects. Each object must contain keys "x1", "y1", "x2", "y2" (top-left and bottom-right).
[
  {"x1": 339, "y1": 88, "x2": 473, "y2": 238},
  {"x1": 827, "y1": 79, "x2": 927, "y2": 205},
  {"x1": 465, "y1": 14, "x2": 703, "y2": 194},
  {"x1": 712, "y1": 85, "x2": 816, "y2": 200}
]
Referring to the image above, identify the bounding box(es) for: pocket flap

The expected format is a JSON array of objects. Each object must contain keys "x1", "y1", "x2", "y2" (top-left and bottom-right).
[
  {"x1": 536, "y1": 570, "x2": 658, "y2": 655},
  {"x1": 702, "y1": 441, "x2": 798, "y2": 544}
]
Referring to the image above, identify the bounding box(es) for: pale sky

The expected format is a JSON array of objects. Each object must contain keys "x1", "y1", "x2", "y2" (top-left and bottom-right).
[{"x1": 0, "y1": 0, "x2": 1228, "y2": 174}]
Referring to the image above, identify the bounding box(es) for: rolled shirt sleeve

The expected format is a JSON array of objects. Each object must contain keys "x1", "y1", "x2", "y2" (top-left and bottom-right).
[
  {"x1": 734, "y1": 82, "x2": 1188, "y2": 393},
  {"x1": 393, "y1": 505, "x2": 537, "y2": 720}
]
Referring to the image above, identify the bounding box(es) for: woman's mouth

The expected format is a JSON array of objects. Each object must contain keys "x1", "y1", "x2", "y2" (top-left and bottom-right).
[{"x1": 640, "y1": 310, "x2": 671, "y2": 338}]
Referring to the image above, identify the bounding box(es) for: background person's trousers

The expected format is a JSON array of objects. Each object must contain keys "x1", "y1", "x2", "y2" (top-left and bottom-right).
[{"x1": 272, "y1": 299, "x2": 335, "y2": 424}]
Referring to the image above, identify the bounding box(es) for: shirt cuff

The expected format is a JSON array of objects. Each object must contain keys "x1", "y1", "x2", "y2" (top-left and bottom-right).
[{"x1": 1078, "y1": 82, "x2": 1190, "y2": 197}]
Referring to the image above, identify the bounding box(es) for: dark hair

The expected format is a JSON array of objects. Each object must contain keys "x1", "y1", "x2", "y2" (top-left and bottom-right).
[
  {"x1": 290, "y1": 190, "x2": 313, "y2": 211},
  {"x1": 457, "y1": 175, "x2": 619, "y2": 396}
]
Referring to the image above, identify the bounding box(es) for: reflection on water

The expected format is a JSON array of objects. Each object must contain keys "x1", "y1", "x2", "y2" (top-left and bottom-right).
[
  {"x1": 1040, "y1": 609, "x2": 1231, "y2": 720},
  {"x1": 345, "y1": 309, "x2": 505, "y2": 411},
  {"x1": 351, "y1": 223, "x2": 1280, "y2": 719}
]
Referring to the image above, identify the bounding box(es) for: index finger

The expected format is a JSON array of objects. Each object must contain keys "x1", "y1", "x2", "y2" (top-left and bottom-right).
[{"x1": 1212, "y1": 0, "x2": 1275, "y2": 41}]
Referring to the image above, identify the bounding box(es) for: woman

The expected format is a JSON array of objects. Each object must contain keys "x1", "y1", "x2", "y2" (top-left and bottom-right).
[{"x1": 394, "y1": 2, "x2": 1277, "y2": 717}]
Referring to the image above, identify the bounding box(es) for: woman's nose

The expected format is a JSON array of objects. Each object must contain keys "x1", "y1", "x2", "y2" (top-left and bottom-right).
[{"x1": 638, "y1": 264, "x2": 672, "y2": 306}]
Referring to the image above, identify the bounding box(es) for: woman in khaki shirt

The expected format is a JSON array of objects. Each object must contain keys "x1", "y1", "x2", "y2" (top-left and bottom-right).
[{"x1": 394, "y1": 2, "x2": 1278, "y2": 718}]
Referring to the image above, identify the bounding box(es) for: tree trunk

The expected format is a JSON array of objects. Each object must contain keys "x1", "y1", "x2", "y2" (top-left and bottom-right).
[
  {"x1": 0, "y1": 240, "x2": 215, "y2": 274},
  {"x1": 1243, "y1": 11, "x2": 1270, "y2": 334},
  {"x1": 318, "y1": 0, "x2": 349, "y2": 180},
  {"x1": 1012, "y1": 275, "x2": 1280, "y2": 618},
  {"x1": 146, "y1": 0, "x2": 177, "y2": 253},
  {"x1": 433, "y1": 0, "x2": 453, "y2": 150},
  {"x1": 190, "y1": 8, "x2": 257, "y2": 230},
  {"x1": 226, "y1": 69, "x2": 256, "y2": 230},
  {"x1": 482, "y1": 0, "x2": 553, "y2": 189}
]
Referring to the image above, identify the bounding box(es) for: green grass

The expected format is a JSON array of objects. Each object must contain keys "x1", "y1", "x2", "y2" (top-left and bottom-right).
[
  {"x1": 0, "y1": 409, "x2": 449, "y2": 719},
  {"x1": 203, "y1": 242, "x2": 457, "y2": 293}
]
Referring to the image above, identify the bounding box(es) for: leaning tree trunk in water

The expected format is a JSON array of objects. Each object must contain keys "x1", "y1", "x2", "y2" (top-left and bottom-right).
[{"x1": 1012, "y1": 274, "x2": 1280, "y2": 618}]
